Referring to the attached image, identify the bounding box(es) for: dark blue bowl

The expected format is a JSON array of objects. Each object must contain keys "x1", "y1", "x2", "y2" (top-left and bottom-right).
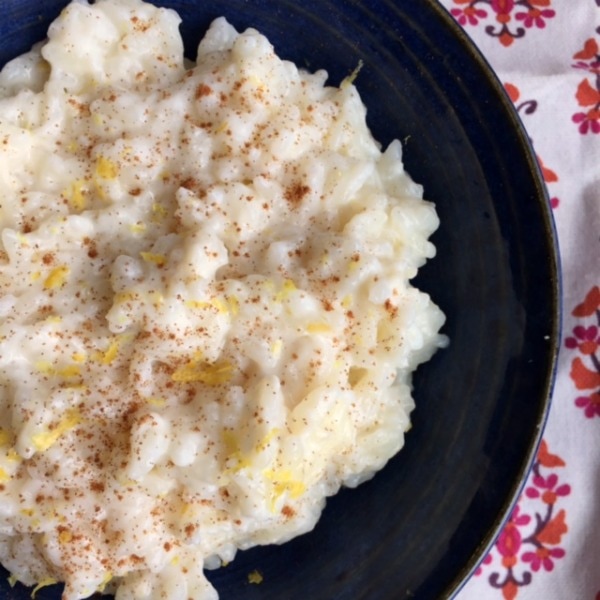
[{"x1": 0, "y1": 1, "x2": 559, "y2": 599}]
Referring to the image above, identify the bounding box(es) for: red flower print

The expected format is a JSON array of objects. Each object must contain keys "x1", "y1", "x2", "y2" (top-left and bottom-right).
[
  {"x1": 449, "y1": 0, "x2": 556, "y2": 46},
  {"x1": 491, "y1": 0, "x2": 514, "y2": 24},
  {"x1": 565, "y1": 325, "x2": 600, "y2": 354},
  {"x1": 451, "y1": 6, "x2": 488, "y2": 26},
  {"x1": 525, "y1": 473, "x2": 570, "y2": 504},
  {"x1": 521, "y1": 546, "x2": 565, "y2": 572},
  {"x1": 496, "y1": 507, "x2": 530, "y2": 567},
  {"x1": 572, "y1": 110, "x2": 600, "y2": 134},
  {"x1": 475, "y1": 552, "x2": 493, "y2": 576},
  {"x1": 575, "y1": 392, "x2": 600, "y2": 418},
  {"x1": 566, "y1": 286, "x2": 600, "y2": 417},
  {"x1": 485, "y1": 441, "x2": 569, "y2": 598},
  {"x1": 515, "y1": 7, "x2": 556, "y2": 29},
  {"x1": 573, "y1": 59, "x2": 600, "y2": 74}
]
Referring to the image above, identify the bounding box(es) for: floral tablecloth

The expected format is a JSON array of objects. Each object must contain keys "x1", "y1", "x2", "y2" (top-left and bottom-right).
[{"x1": 435, "y1": 0, "x2": 600, "y2": 599}]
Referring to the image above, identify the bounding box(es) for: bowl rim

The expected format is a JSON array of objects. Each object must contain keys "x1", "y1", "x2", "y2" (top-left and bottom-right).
[{"x1": 427, "y1": 2, "x2": 563, "y2": 598}]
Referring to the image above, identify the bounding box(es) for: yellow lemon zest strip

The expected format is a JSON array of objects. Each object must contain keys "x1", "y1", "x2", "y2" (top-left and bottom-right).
[
  {"x1": 31, "y1": 409, "x2": 82, "y2": 452},
  {"x1": 306, "y1": 322, "x2": 331, "y2": 334},
  {"x1": 58, "y1": 530, "x2": 73, "y2": 544},
  {"x1": 226, "y1": 295, "x2": 240, "y2": 315},
  {"x1": 172, "y1": 360, "x2": 233, "y2": 385},
  {"x1": 264, "y1": 468, "x2": 306, "y2": 511},
  {"x1": 97, "y1": 572, "x2": 113, "y2": 593},
  {"x1": 129, "y1": 222, "x2": 146, "y2": 234},
  {"x1": 248, "y1": 570, "x2": 263, "y2": 585},
  {"x1": 340, "y1": 59, "x2": 364, "y2": 89},
  {"x1": 44, "y1": 266, "x2": 69, "y2": 289},
  {"x1": 275, "y1": 279, "x2": 297, "y2": 302},
  {"x1": 66, "y1": 179, "x2": 87, "y2": 210},
  {"x1": 95, "y1": 156, "x2": 118, "y2": 179},
  {"x1": 146, "y1": 397, "x2": 166, "y2": 407},
  {"x1": 31, "y1": 578, "x2": 58, "y2": 598},
  {"x1": 140, "y1": 252, "x2": 167, "y2": 267},
  {"x1": 0, "y1": 429, "x2": 10, "y2": 446}
]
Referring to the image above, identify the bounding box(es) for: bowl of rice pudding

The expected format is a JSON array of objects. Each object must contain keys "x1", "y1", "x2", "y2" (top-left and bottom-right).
[{"x1": 0, "y1": 1, "x2": 559, "y2": 599}]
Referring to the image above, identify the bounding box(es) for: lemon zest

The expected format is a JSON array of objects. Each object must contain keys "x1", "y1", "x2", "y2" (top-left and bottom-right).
[
  {"x1": 31, "y1": 578, "x2": 58, "y2": 598},
  {"x1": 101, "y1": 339, "x2": 120, "y2": 365},
  {"x1": 256, "y1": 428, "x2": 280, "y2": 453},
  {"x1": 95, "y1": 156, "x2": 118, "y2": 179},
  {"x1": 0, "y1": 429, "x2": 10, "y2": 446},
  {"x1": 226, "y1": 294, "x2": 239, "y2": 316},
  {"x1": 222, "y1": 431, "x2": 252, "y2": 472},
  {"x1": 35, "y1": 361, "x2": 81, "y2": 378},
  {"x1": 146, "y1": 397, "x2": 166, "y2": 407},
  {"x1": 129, "y1": 222, "x2": 146, "y2": 234},
  {"x1": 114, "y1": 291, "x2": 136, "y2": 303},
  {"x1": 6, "y1": 448, "x2": 21, "y2": 462},
  {"x1": 340, "y1": 59, "x2": 364, "y2": 89},
  {"x1": 148, "y1": 291, "x2": 164, "y2": 306},
  {"x1": 97, "y1": 572, "x2": 113, "y2": 593},
  {"x1": 96, "y1": 334, "x2": 131, "y2": 365},
  {"x1": 186, "y1": 297, "x2": 230, "y2": 314},
  {"x1": 264, "y1": 469, "x2": 306, "y2": 511},
  {"x1": 248, "y1": 570, "x2": 263, "y2": 585},
  {"x1": 306, "y1": 322, "x2": 331, "y2": 334},
  {"x1": 140, "y1": 251, "x2": 167, "y2": 267},
  {"x1": 58, "y1": 530, "x2": 73, "y2": 544},
  {"x1": 172, "y1": 359, "x2": 233, "y2": 385},
  {"x1": 275, "y1": 279, "x2": 297, "y2": 302},
  {"x1": 151, "y1": 202, "x2": 167, "y2": 222},
  {"x1": 66, "y1": 179, "x2": 87, "y2": 211},
  {"x1": 215, "y1": 120, "x2": 229, "y2": 133},
  {"x1": 44, "y1": 265, "x2": 69, "y2": 289},
  {"x1": 270, "y1": 339, "x2": 283, "y2": 357},
  {"x1": 31, "y1": 409, "x2": 82, "y2": 452}
]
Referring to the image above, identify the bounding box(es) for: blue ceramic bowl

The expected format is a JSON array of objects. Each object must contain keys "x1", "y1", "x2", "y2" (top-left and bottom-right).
[{"x1": 0, "y1": 1, "x2": 560, "y2": 599}]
